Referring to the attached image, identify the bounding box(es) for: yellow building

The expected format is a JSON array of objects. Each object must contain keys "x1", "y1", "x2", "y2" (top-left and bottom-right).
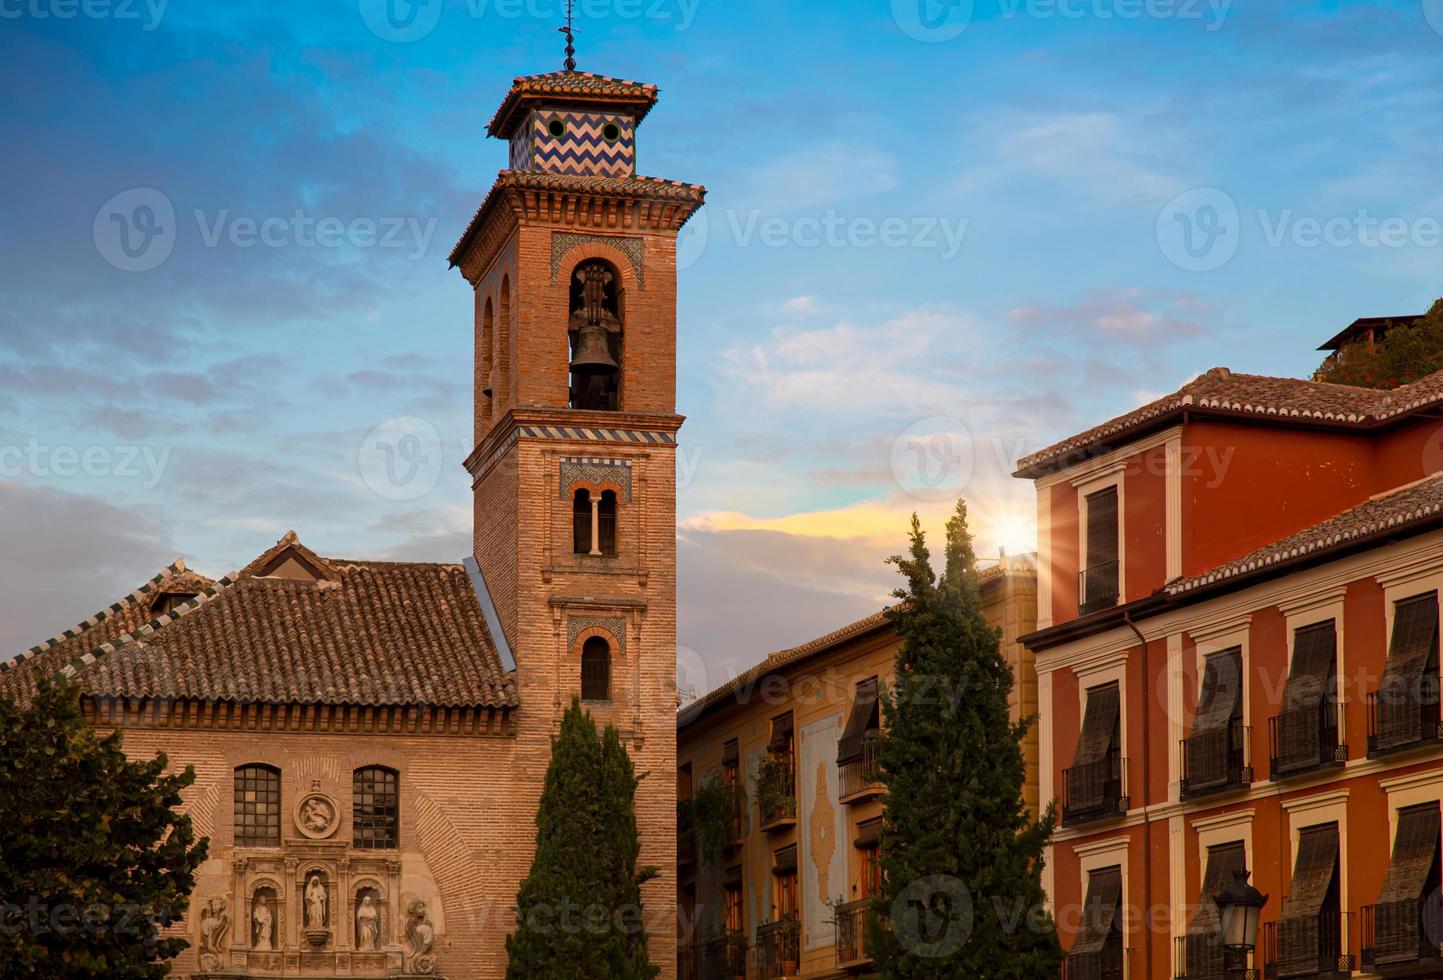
[{"x1": 675, "y1": 553, "x2": 1040, "y2": 979}]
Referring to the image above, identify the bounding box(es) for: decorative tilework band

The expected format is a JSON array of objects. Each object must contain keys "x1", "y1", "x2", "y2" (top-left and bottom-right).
[
  {"x1": 559, "y1": 458, "x2": 633, "y2": 501},
  {"x1": 552, "y1": 232, "x2": 644, "y2": 286},
  {"x1": 568, "y1": 616, "x2": 627, "y2": 655}
]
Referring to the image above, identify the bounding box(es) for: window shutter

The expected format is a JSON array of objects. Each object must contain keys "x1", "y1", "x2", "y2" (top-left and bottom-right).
[
  {"x1": 1068, "y1": 683, "x2": 1121, "y2": 812},
  {"x1": 769, "y1": 712, "x2": 795, "y2": 753},
  {"x1": 722, "y1": 739, "x2": 739, "y2": 766},
  {"x1": 1276, "y1": 623, "x2": 1337, "y2": 774},
  {"x1": 1278, "y1": 824, "x2": 1340, "y2": 976},
  {"x1": 1186, "y1": 649, "x2": 1243, "y2": 791},
  {"x1": 853, "y1": 818, "x2": 882, "y2": 849},
  {"x1": 1086, "y1": 487, "x2": 1119, "y2": 567},
  {"x1": 1375, "y1": 594, "x2": 1440, "y2": 751},
  {"x1": 1373, "y1": 804, "x2": 1441, "y2": 965},
  {"x1": 772, "y1": 845, "x2": 798, "y2": 875},
  {"x1": 1068, "y1": 865, "x2": 1123, "y2": 977},
  {"x1": 1186, "y1": 842, "x2": 1247, "y2": 980},
  {"x1": 837, "y1": 678, "x2": 880, "y2": 764}
]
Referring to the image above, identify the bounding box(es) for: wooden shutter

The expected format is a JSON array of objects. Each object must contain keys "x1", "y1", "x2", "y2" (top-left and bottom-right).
[
  {"x1": 772, "y1": 844, "x2": 798, "y2": 875},
  {"x1": 1069, "y1": 865, "x2": 1123, "y2": 980},
  {"x1": 722, "y1": 739, "x2": 739, "y2": 766},
  {"x1": 1186, "y1": 842, "x2": 1247, "y2": 980},
  {"x1": 1187, "y1": 649, "x2": 1243, "y2": 791},
  {"x1": 837, "y1": 678, "x2": 880, "y2": 764},
  {"x1": 853, "y1": 817, "x2": 882, "y2": 848},
  {"x1": 1278, "y1": 824, "x2": 1340, "y2": 977},
  {"x1": 1086, "y1": 487, "x2": 1119, "y2": 568},
  {"x1": 1069, "y1": 683, "x2": 1121, "y2": 811},
  {"x1": 1376, "y1": 594, "x2": 1440, "y2": 751},
  {"x1": 1277, "y1": 622, "x2": 1336, "y2": 774},
  {"x1": 769, "y1": 712, "x2": 795, "y2": 753},
  {"x1": 1373, "y1": 804, "x2": 1441, "y2": 965}
]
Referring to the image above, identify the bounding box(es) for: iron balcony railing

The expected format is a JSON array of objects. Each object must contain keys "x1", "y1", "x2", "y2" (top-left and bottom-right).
[
  {"x1": 702, "y1": 931, "x2": 748, "y2": 980},
  {"x1": 758, "y1": 765, "x2": 797, "y2": 829},
  {"x1": 1062, "y1": 749, "x2": 1129, "y2": 827},
  {"x1": 756, "y1": 916, "x2": 801, "y2": 979},
  {"x1": 1179, "y1": 723, "x2": 1254, "y2": 799},
  {"x1": 1267, "y1": 700, "x2": 1347, "y2": 781},
  {"x1": 1262, "y1": 913, "x2": 1354, "y2": 978},
  {"x1": 840, "y1": 739, "x2": 883, "y2": 801},
  {"x1": 834, "y1": 899, "x2": 874, "y2": 967},
  {"x1": 1361, "y1": 901, "x2": 1443, "y2": 969},
  {"x1": 1172, "y1": 935, "x2": 1260, "y2": 979},
  {"x1": 1061, "y1": 943, "x2": 1127, "y2": 980},
  {"x1": 1366, "y1": 683, "x2": 1443, "y2": 757},
  {"x1": 1079, "y1": 560, "x2": 1121, "y2": 616}
]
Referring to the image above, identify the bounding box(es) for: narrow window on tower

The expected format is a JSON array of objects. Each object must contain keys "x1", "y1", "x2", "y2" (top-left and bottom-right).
[
  {"x1": 598, "y1": 490, "x2": 618, "y2": 557},
  {"x1": 568, "y1": 261, "x2": 622, "y2": 411},
  {"x1": 581, "y1": 636, "x2": 611, "y2": 702},
  {"x1": 573, "y1": 489, "x2": 594, "y2": 555}
]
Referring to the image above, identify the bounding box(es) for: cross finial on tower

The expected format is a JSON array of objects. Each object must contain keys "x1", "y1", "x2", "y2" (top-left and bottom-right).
[{"x1": 559, "y1": 0, "x2": 578, "y2": 72}]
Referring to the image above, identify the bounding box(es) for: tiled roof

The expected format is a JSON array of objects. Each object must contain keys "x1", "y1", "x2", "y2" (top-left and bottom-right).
[
  {"x1": 448, "y1": 169, "x2": 706, "y2": 267},
  {"x1": 2, "y1": 535, "x2": 518, "y2": 710},
  {"x1": 677, "y1": 560, "x2": 1023, "y2": 728},
  {"x1": 1168, "y1": 473, "x2": 1443, "y2": 596},
  {"x1": 488, "y1": 70, "x2": 660, "y2": 138},
  {"x1": 1016, "y1": 366, "x2": 1443, "y2": 477}
]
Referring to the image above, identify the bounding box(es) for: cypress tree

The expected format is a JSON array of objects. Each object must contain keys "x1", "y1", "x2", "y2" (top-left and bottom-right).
[
  {"x1": 868, "y1": 502, "x2": 1064, "y2": 979},
  {"x1": 506, "y1": 698, "x2": 658, "y2": 979}
]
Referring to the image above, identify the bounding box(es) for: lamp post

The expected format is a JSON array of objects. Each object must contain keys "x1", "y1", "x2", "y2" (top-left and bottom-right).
[{"x1": 1216, "y1": 869, "x2": 1269, "y2": 980}]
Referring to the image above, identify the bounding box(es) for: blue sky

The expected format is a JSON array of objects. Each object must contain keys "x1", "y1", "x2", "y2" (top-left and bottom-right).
[{"x1": 3, "y1": 0, "x2": 1443, "y2": 690}]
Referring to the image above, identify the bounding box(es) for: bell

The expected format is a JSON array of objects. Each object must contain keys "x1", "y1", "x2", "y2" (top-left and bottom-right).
[{"x1": 570, "y1": 322, "x2": 618, "y2": 375}]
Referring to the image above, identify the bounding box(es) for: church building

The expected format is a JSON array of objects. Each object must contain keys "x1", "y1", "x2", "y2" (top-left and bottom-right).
[{"x1": 0, "y1": 65, "x2": 705, "y2": 980}]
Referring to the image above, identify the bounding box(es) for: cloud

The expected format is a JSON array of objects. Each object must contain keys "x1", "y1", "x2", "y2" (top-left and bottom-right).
[
  {"x1": 1006, "y1": 288, "x2": 1211, "y2": 346},
  {"x1": 999, "y1": 112, "x2": 1187, "y2": 207}
]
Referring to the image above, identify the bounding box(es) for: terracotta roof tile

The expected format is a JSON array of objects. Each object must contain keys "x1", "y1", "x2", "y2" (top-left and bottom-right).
[
  {"x1": 488, "y1": 70, "x2": 660, "y2": 137},
  {"x1": 1168, "y1": 473, "x2": 1443, "y2": 596},
  {"x1": 1016, "y1": 367, "x2": 1443, "y2": 477},
  {"x1": 3, "y1": 539, "x2": 518, "y2": 710}
]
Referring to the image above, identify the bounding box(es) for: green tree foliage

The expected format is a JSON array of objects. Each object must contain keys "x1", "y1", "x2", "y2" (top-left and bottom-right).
[
  {"x1": 1314, "y1": 299, "x2": 1443, "y2": 389},
  {"x1": 0, "y1": 679, "x2": 207, "y2": 979},
  {"x1": 506, "y1": 698, "x2": 658, "y2": 980},
  {"x1": 869, "y1": 502, "x2": 1064, "y2": 979}
]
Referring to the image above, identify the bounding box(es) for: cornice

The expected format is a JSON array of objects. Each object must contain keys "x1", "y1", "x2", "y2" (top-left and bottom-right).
[{"x1": 464, "y1": 408, "x2": 685, "y2": 480}]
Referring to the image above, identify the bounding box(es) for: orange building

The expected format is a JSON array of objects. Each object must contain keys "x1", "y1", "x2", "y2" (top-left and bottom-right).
[
  {"x1": 1017, "y1": 357, "x2": 1443, "y2": 979},
  {"x1": 675, "y1": 554, "x2": 1039, "y2": 979}
]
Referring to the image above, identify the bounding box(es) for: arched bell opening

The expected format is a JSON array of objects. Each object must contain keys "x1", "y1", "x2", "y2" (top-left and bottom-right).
[{"x1": 569, "y1": 260, "x2": 623, "y2": 412}]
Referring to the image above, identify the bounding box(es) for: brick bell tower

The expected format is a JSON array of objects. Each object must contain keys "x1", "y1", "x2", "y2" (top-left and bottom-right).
[{"x1": 448, "y1": 64, "x2": 705, "y2": 975}]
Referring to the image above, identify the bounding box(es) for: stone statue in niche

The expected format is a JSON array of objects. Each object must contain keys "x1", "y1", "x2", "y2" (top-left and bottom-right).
[
  {"x1": 356, "y1": 892, "x2": 382, "y2": 951},
  {"x1": 198, "y1": 897, "x2": 230, "y2": 970},
  {"x1": 251, "y1": 892, "x2": 275, "y2": 950},
  {"x1": 405, "y1": 899, "x2": 436, "y2": 974},
  {"x1": 305, "y1": 874, "x2": 328, "y2": 929}
]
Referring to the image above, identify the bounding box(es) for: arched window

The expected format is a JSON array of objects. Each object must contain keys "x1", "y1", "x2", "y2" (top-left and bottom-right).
[
  {"x1": 498, "y1": 276, "x2": 512, "y2": 401},
  {"x1": 568, "y1": 261, "x2": 622, "y2": 412},
  {"x1": 479, "y1": 294, "x2": 495, "y2": 423},
  {"x1": 581, "y1": 636, "x2": 611, "y2": 702},
  {"x1": 353, "y1": 767, "x2": 399, "y2": 850},
  {"x1": 573, "y1": 489, "x2": 594, "y2": 555},
  {"x1": 234, "y1": 765, "x2": 281, "y2": 847},
  {"x1": 598, "y1": 490, "x2": 618, "y2": 557}
]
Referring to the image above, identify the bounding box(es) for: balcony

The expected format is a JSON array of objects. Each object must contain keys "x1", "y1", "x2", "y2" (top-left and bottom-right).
[
  {"x1": 1180, "y1": 724, "x2": 1254, "y2": 800},
  {"x1": 840, "y1": 740, "x2": 884, "y2": 803},
  {"x1": 756, "y1": 916, "x2": 801, "y2": 979},
  {"x1": 1172, "y1": 935, "x2": 1260, "y2": 979},
  {"x1": 1062, "y1": 944, "x2": 1127, "y2": 980},
  {"x1": 1366, "y1": 686, "x2": 1443, "y2": 758},
  {"x1": 1362, "y1": 902, "x2": 1443, "y2": 974},
  {"x1": 757, "y1": 755, "x2": 797, "y2": 832},
  {"x1": 1262, "y1": 914, "x2": 1354, "y2": 978},
  {"x1": 702, "y1": 931, "x2": 748, "y2": 980},
  {"x1": 1079, "y1": 560, "x2": 1120, "y2": 617},
  {"x1": 834, "y1": 898, "x2": 874, "y2": 969},
  {"x1": 1062, "y1": 750, "x2": 1129, "y2": 827},
  {"x1": 1267, "y1": 702, "x2": 1347, "y2": 781}
]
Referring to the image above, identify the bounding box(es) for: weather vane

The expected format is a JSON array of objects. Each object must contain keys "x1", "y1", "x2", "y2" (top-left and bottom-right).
[{"x1": 560, "y1": 0, "x2": 578, "y2": 72}]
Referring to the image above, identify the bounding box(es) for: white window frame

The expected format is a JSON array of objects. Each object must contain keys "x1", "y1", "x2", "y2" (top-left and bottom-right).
[
  {"x1": 1281, "y1": 789, "x2": 1350, "y2": 912},
  {"x1": 1282, "y1": 589, "x2": 1347, "y2": 737},
  {"x1": 1075, "y1": 836, "x2": 1132, "y2": 978},
  {"x1": 1075, "y1": 652, "x2": 1130, "y2": 780},
  {"x1": 1075, "y1": 466, "x2": 1127, "y2": 608}
]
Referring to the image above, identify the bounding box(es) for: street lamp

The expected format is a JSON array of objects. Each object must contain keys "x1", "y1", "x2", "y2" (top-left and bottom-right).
[{"x1": 1216, "y1": 869, "x2": 1268, "y2": 980}]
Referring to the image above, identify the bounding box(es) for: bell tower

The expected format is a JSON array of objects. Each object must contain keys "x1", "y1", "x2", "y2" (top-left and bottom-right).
[{"x1": 449, "y1": 66, "x2": 705, "y2": 977}]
